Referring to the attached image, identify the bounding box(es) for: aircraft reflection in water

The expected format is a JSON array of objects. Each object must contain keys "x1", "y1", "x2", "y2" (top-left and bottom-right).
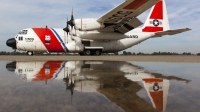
[{"x1": 6, "y1": 61, "x2": 190, "y2": 112}]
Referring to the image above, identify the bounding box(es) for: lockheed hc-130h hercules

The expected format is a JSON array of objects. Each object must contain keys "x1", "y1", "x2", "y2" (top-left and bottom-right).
[{"x1": 6, "y1": 0, "x2": 191, "y2": 55}]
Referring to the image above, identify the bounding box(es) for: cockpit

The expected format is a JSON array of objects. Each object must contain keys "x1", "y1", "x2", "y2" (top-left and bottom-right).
[{"x1": 18, "y1": 30, "x2": 28, "y2": 35}]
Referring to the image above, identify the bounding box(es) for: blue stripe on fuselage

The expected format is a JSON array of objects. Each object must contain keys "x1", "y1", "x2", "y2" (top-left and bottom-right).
[{"x1": 51, "y1": 28, "x2": 69, "y2": 52}]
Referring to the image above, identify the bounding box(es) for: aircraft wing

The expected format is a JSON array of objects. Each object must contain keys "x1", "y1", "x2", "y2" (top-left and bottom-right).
[
  {"x1": 97, "y1": 0, "x2": 159, "y2": 34},
  {"x1": 153, "y1": 28, "x2": 191, "y2": 37}
]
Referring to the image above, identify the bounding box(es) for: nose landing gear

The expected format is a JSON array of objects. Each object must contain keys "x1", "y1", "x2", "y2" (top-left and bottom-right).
[{"x1": 27, "y1": 51, "x2": 34, "y2": 56}]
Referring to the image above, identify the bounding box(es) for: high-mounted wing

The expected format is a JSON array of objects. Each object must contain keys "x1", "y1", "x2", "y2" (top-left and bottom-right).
[{"x1": 97, "y1": 0, "x2": 159, "y2": 34}]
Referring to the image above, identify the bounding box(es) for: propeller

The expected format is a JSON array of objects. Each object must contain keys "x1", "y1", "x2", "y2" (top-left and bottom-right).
[
  {"x1": 67, "y1": 8, "x2": 75, "y2": 29},
  {"x1": 63, "y1": 17, "x2": 70, "y2": 36},
  {"x1": 63, "y1": 8, "x2": 76, "y2": 41}
]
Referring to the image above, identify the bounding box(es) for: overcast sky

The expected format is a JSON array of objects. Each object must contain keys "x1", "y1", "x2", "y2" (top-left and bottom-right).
[{"x1": 0, "y1": 0, "x2": 199, "y2": 53}]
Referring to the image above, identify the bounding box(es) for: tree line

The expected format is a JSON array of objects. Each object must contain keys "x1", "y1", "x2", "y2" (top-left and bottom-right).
[{"x1": 121, "y1": 51, "x2": 199, "y2": 56}]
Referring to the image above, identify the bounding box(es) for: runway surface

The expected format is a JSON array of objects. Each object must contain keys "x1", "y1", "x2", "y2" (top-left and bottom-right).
[{"x1": 0, "y1": 55, "x2": 199, "y2": 62}]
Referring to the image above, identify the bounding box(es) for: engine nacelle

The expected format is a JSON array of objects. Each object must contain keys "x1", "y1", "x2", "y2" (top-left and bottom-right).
[{"x1": 75, "y1": 18, "x2": 105, "y2": 31}]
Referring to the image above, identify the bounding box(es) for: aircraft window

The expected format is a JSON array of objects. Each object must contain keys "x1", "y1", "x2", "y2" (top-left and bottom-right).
[
  {"x1": 45, "y1": 41, "x2": 50, "y2": 45},
  {"x1": 45, "y1": 64, "x2": 50, "y2": 69},
  {"x1": 18, "y1": 69, "x2": 23, "y2": 73},
  {"x1": 23, "y1": 30, "x2": 28, "y2": 34},
  {"x1": 18, "y1": 30, "x2": 28, "y2": 35},
  {"x1": 18, "y1": 37, "x2": 23, "y2": 41}
]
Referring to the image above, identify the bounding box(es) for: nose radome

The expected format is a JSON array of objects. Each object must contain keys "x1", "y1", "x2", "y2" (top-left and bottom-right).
[
  {"x1": 6, "y1": 61, "x2": 16, "y2": 72},
  {"x1": 6, "y1": 38, "x2": 16, "y2": 49}
]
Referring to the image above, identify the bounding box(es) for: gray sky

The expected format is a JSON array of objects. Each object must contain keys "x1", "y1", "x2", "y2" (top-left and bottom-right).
[{"x1": 0, "y1": 0, "x2": 199, "y2": 53}]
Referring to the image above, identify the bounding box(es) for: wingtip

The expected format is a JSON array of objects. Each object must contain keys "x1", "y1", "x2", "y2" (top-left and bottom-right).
[{"x1": 186, "y1": 28, "x2": 192, "y2": 30}]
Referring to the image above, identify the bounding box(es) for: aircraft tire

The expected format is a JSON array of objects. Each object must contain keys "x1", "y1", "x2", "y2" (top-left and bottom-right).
[
  {"x1": 94, "y1": 50, "x2": 101, "y2": 56},
  {"x1": 84, "y1": 49, "x2": 92, "y2": 56},
  {"x1": 79, "y1": 53, "x2": 84, "y2": 56},
  {"x1": 27, "y1": 51, "x2": 33, "y2": 56}
]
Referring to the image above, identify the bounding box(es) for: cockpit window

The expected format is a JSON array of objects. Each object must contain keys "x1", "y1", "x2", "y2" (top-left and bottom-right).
[{"x1": 18, "y1": 30, "x2": 28, "y2": 35}]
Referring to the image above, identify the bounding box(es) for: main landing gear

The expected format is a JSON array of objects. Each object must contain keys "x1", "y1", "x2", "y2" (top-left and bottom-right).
[
  {"x1": 27, "y1": 51, "x2": 34, "y2": 56},
  {"x1": 80, "y1": 49, "x2": 102, "y2": 56}
]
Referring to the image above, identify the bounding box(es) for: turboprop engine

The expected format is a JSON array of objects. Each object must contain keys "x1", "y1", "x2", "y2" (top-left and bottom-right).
[{"x1": 75, "y1": 18, "x2": 105, "y2": 31}]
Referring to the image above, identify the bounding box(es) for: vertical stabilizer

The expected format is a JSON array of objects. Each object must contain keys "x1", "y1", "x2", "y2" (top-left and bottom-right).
[
  {"x1": 142, "y1": 0, "x2": 170, "y2": 32},
  {"x1": 142, "y1": 78, "x2": 169, "y2": 112}
]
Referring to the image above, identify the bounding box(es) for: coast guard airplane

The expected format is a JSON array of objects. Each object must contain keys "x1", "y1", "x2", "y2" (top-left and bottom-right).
[
  {"x1": 6, "y1": 60, "x2": 190, "y2": 111},
  {"x1": 6, "y1": 0, "x2": 190, "y2": 55}
]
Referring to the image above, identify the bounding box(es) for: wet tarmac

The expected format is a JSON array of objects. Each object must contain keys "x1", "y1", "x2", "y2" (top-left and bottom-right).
[{"x1": 1, "y1": 61, "x2": 200, "y2": 112}]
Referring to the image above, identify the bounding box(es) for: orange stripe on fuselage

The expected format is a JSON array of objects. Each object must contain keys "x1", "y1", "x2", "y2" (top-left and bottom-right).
[
  {"x1": 33, "y1": 28, "x2": 65, "y2": 52},
  {"x1": 32, "y1": 61, "x2": 64, "y2": 81}
]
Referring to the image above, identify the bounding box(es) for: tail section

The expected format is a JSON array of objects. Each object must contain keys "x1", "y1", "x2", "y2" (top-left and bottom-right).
[
  {"x1": 142, "y1": 0, "x2": 170, "y2": 32},
  {"x1": 142, "y1": 78, "x2": 169, "y2": 112}
]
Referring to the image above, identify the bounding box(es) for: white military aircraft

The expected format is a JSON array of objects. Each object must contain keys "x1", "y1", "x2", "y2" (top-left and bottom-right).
[
  {"x1": 6, "y1": 60, "x2": 190, "y2": 111},
  {"x1": 6, "y1": 0, "x2": 190, "y2": 55}
]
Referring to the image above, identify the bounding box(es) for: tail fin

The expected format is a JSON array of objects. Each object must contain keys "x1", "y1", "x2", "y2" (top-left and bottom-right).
[{"x1": 142, "y1": 0, "x2": 170, "y2": 32}]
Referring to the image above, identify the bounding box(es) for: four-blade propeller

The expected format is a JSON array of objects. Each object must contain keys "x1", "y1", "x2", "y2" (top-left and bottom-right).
[
  {"x1": 63, "y1": 17, "x2": 70, "y2": 35},
  {"x1": 67, "y1": 8, "x2": 75, "y2": 29},
  {"x1": 63, "y1": 8, "x2": 75, "y2": 38}
]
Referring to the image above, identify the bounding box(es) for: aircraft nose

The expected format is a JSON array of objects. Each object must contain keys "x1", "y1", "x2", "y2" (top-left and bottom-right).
[
  {"x1": 6, "y1": 38, "x2": 16, "y2": 49},
  {"x1": 6, "y1": 61, "x2": 16, "y2": 72}
]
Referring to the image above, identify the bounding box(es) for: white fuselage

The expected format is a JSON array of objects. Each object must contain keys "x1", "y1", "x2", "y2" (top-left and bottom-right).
[
  {"x1": 15, "y1": 28, "x2": 154, "y2": 53},
  {"x1": 14, "y1": 61, "x2": 155, "y2": 82}
]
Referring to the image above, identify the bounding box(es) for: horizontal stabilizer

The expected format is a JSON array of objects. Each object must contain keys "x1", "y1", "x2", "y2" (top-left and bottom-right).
[{"x1": 153, "y1": 28, "x2": 191, "y2": 37}]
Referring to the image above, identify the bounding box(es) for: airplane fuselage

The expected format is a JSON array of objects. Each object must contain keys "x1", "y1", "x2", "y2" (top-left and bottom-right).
[{"x1": 15, "y1": 27, "x2": 153, "y2": 55}]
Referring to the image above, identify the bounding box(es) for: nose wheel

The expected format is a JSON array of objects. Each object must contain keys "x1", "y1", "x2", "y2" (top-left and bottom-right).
[{"x1": 27, "y1": 51, "x2": 33, "y2": 56}]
